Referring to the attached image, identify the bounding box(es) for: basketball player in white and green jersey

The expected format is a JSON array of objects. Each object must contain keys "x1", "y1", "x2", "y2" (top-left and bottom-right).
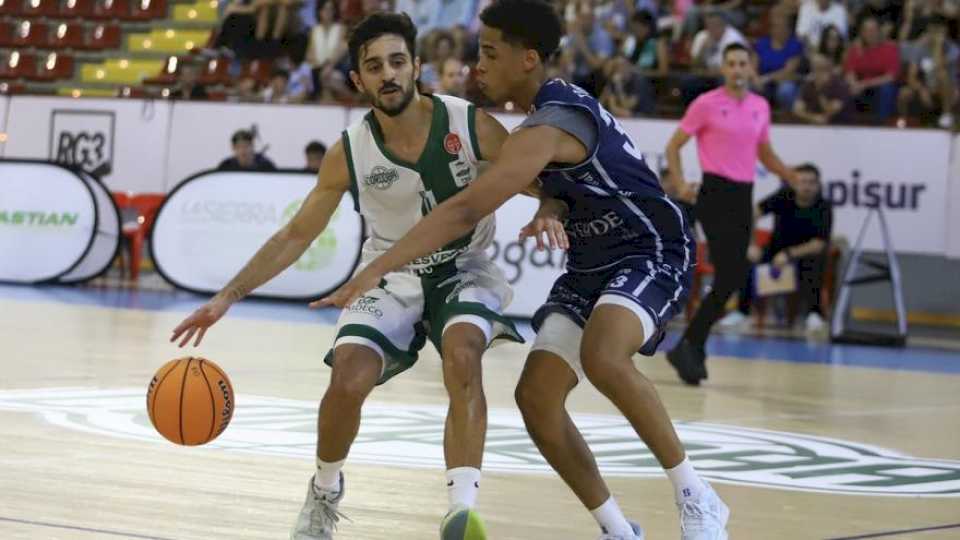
[{"x1": 170, "y1": 12, "x2": 531, "y2": 540}]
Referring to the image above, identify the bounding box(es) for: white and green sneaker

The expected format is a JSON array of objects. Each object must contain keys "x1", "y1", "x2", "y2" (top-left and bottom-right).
[
  {"x1": 439, "y1": 504, "x2": 487, "y2": 539},
  {"x1": 290, "y1": 473, "x2": 347, "y2": 540},
  {"x1": 598, "y1": 519, "x2": 645, "y2": 539}
]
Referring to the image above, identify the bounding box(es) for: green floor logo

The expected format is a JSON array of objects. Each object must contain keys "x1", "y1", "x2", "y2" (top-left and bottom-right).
[
  {"x1": 0, "y1": 210, "x2": 79, "y2": 227},
  {"x1": 282, "y1": 199, "x2": 338, "y2": 271},
  {"x1": 1, "y1": 388, "x2": 957, "y2": 497}
]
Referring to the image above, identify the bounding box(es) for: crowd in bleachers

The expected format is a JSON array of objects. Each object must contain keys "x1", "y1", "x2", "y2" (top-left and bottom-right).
[{"x1": 0, "y1": 0, "x2": 957, "y2": 127}]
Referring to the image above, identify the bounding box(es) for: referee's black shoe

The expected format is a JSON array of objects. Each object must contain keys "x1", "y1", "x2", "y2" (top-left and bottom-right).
[{"x1": 667, "y1": 339, "x2": 707, "y2": 386}]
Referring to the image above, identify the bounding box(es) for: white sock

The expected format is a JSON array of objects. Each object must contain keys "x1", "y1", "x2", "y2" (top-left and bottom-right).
[
  {"x1": 314, "y1": 457, "x2": 345, "y2": 493},
  {"x1": 445, "y1": 467, "x2": 481, "y2": 508},
  {"x1": 590, "y1": 496, "x2": 634, "y2": 537},
  {"x1": 665, "y1": 457, "x2": 703, "y2": 502}
]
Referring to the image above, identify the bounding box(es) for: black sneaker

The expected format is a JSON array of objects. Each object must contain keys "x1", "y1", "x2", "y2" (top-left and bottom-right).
[{"x1": 667, "y1": 340, "x2": 707, "y2": 386}]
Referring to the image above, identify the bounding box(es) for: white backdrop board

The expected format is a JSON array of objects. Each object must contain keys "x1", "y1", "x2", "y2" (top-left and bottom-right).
[
  {"x1": 948, "y1": 135, "x2": 960, "y2": 260},
  {"x1": 165, "y1": 102, "x2": 347, "y2": 190},
  {"x1": 57, "y1": 171, "x2": 121, "y2": 283},
  {"x1": 1, "y1": 96, "x2": 172, "y2": 193},
  {"x1": 151, "y1": 170, "x2": 363, "y2": 300},
  {"x1": 0, "y1": 160, "x2": 97, "y2": 283}
]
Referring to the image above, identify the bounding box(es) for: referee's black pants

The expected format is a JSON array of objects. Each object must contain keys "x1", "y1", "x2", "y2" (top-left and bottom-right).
[{"x1": 683, "y1": 173, "x2": 754, "y2": 349}]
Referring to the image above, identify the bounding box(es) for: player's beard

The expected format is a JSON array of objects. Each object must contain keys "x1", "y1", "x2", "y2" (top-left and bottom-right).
[{"x1": 371, "y1": 77, "x2": 416, "y2": 117}]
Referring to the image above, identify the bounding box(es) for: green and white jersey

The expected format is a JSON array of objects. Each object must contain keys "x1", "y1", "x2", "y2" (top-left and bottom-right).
[{"x1": 342, "y1": 94, "x2": 494, "y2": 275}]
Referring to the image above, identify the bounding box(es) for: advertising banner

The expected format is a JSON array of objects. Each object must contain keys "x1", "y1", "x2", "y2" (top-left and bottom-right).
[
  {"x1": 1, "y1": 96, "x2": 172, "y2": 193},
  {"x1": 0, "y1": 160, "x2": 97, "y2": 283},
  {"x1": 151, "y1": 170, "x2": 363, "y2": 299},
  {"x1": 57, "y1": 171, "x2": 121, "y2": 283}
]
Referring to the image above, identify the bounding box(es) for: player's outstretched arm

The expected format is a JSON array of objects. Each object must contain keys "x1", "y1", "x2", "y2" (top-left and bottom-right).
[
  {"x1": 170, "y1": 140, "x2": 350, "y2": 347},
  {"x1": 315, "y1": 124, "x2": 584, "y2": 308}
]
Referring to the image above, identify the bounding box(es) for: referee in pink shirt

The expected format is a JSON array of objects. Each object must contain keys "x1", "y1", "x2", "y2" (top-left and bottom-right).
[{"x1": 664, "y1": 43, "x2": 799, "y2": 385}]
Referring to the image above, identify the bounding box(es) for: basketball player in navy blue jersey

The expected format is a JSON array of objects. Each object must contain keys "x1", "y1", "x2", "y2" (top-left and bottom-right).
[{"x1": 318, "y1": 0, "x2": 730, "y2": 537}]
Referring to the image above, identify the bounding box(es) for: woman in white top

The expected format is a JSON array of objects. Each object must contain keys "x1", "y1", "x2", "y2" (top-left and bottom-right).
[{"x1": 305, "y1": 0, "x2": 350, "y2": 100}]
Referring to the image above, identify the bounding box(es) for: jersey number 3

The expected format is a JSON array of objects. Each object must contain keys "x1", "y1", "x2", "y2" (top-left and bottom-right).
[{"x1": 598, "y1": 107, "x2": 645, "y2": 162}]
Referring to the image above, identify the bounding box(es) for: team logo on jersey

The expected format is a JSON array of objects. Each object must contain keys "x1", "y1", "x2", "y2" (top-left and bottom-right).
[
  {"x1": 3, "y1": 388, "x2": 959, "y2": 497},
  {"x1": 363, "y1": 166, "x2": 399, "y2": 190},
  {"x1": 443, "y1": 133, "x2": 462, "y2": 155}
]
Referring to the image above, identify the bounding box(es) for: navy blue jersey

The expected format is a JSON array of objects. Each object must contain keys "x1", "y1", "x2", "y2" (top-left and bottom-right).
[{"x1": 531, "y1": 79, "x2": 694, "y2": 274}]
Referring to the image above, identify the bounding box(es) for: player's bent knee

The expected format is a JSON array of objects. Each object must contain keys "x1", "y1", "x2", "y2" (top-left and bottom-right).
[
  {"x1": 442, "y1": 344, "x2": 484, "y2": 392},
  {"x1": 328, "y1": 347, "x2": 381, "y2": 400}
]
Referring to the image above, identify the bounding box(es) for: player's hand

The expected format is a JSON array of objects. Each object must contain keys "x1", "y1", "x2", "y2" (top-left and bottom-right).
[
  {"x1": 773, "y1": 251, "x2": 790, "y2": 268},
  {"x1": 520, "y1": 199, "x2": 569, "y2": 251},
  {"x1": 676, "y1": 182, "x2": 700, "y2": 205},
  {"x1": 170, "y1": 296, "x2": 233, "y2": 348},
  {"x1": 747, "y1": 243, "x2": 762, "y2": 263},
  {"x1": 311, "y1": 267, "x2": 382, "y2": 309}
]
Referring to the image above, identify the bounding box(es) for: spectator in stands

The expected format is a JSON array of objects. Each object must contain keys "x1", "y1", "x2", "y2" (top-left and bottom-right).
[
  {"x1": 718, "y1": 163, "x2": 833, "y2": 332},
  {"x1": 899, "y1": 0, "x2": 959, "y2": 41},
  {"x1": 172, "y1": 63, "x2": 209, "y2": 100},
  {"x1": 793, "y1": 53, "x2": 854, "y2": 123},
  {"x1": 818, "y1": 24, "x2": 848, "y2": 68},
  {"x1": 395, "y1": 0, "x2": 442, "y2": 36},
  {"x1": 682, "y1": 11, "x2": 746, "y2": 104},
  {"x1": 621, "y1": 10, "x2": 670, "y2": 76},
  {"x1": 567, "y1": 4, "x2": 611, "y2": 95},
  {"x1": 844, "y1": 16, "x2": 900, "y2": 121},
  {"x1": 215, "y1": 0, "x2": 263, "y2": 59},
  {"x1": 898, "y1": 15, "x2": 958, "y2": 128},
  {"x1": 420, "y1": 31, "x2": 457, "y2": 93},
  {"x1": 600, "y1": 54, "x2": 655, "y2": 115},
  {"x1": 854, "y1": 0, "x2": 902, "y2": 38},
  {"x1": 437, "y1": 58, "x2": 467, "y2": 97},
  {"x1": 304, "y1": 140, "x2": 327, "y2": 172},
  {"x1": 218, "y1": 129, "x2": 277, "y2": 171},
  {"x1": 230, "y1": 75, "x2": 262, "y2": 101},
  {"x1": 755, "y1": 14, "x2": 805, "y2": 109},
  {"x1": 795, "y1": 0, "x2": 849, "y2": 48},
  {"x1": 261, "y1": 68, "x2": 304, "y2": 102},
  {"x1": 682, "y1": 0, "x2": 747, "y2": 37},
  {"x1": 255, "y1": 0, "x2": 305, "y2": 45},
  {"x1": 304, "y1": 0, "x2": 349, "y2": 100}
]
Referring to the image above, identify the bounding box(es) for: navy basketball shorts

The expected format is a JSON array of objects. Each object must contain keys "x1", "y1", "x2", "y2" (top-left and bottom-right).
[{"x1": 531, "y1": 258, "x2": 692, "y2": 381}]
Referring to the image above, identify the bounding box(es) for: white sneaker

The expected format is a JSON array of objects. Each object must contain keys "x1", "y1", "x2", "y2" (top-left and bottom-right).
[
  {"x1": 598, "y1": 519, "x2": 645, "y2": 539},
  {"x1": 290, "y1": 474, "x2": 347, "y2": 540},
  {"x1": 717, "y1": 311, "x2": 747, "y2": 328},
  {"x1": 805, "y1": 312, "x2": 826, "y2": 332},
  {"x1": 938, "y1": 113, "x2": 954, "y2": 129},
  {"x1": 678, "y1": 481, "x2": 729, "y2": 540}
]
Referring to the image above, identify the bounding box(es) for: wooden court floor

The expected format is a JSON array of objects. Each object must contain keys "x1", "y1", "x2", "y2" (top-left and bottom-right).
[{"x1": 1, "y1": 290, "x2": 958, "y2": 539}]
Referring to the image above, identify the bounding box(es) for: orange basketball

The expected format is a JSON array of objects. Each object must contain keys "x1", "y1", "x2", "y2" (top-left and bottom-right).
[{"x1": 146, "y1": 357, "x2": 234, "y2": 446}]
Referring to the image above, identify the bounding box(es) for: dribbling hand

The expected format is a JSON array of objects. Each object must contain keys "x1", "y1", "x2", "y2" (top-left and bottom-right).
[
  {"x1": 170, "y1": 296, "x2": 233, "y2": 348},
  {"x1": 519, "y1": 215, "x2": 569, "y2": 251},
  {"x1": 310, "y1": 266, "x2": 383, "y2": 309}
]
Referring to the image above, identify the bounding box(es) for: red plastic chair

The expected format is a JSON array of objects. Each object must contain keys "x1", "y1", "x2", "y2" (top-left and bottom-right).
[
  {"x1": 29, "y1": 51, "x2": 74, "y2": 81},
  {"x1": 21, "y1": 0, "x2": 59, "y2": 17},
  {"x1": 60, "y1": 0, "x2": 95, "y2": 17},
  {"x1": 90, "y1": 0, "x2": 129, "y2": 20},
  {"x1": 12, "y1": 20, "x2": 49, "y2": 48},
  {"x1": 0, "y1": 0, "x2": 22, "y2": 16},
  {"x1": 50, "y1": 22, "x2": 86, "y2": 49},
  {"x1": 112, "y1": 192, "x2": 165, "y2": 281},
  {"x1": 82, "y1": 23, "x2": 121, "y2": 50},
  {"x1": 0, "y1": 51, "x2": 37, "y2": 79},
  {"x1": 125, "y1": 0, "x2": 166, "y2": 20}
]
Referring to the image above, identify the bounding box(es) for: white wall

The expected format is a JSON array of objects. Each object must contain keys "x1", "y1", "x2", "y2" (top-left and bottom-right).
[
  {"x1": 0, "y1": 95, "x2": 11, "y2": 156},
  {"x1": 165, "y1": 101, "x2": 346, "y2": 190},
  {"x1": 1, "y1": 97, "x2": 956, "y2": 256},
  {"x1": 948, "y1": 135, "x2": 960, "y2": 260},
  {"x1": 1, "y1": 96, "x2": 172, "y2": 194}
]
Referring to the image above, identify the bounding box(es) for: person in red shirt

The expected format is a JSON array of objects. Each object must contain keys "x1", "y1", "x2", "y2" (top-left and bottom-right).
[{"x1": 843, "y1": 16, "x2": 901, "y2": 120}]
